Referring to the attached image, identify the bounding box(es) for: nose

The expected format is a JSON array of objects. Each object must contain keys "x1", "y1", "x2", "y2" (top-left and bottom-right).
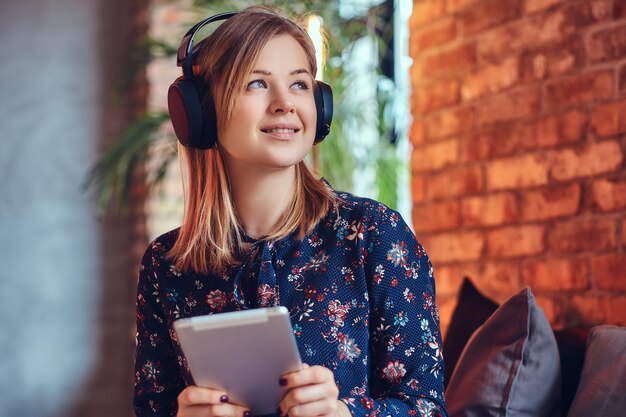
[{"x1": 269, "y1": 88, "x2": 295, "y2": 114}]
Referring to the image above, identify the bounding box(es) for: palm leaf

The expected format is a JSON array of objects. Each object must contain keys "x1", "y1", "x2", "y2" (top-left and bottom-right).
[{"x1": 85, "y1": 112, "x2": 172, "y2": 214}]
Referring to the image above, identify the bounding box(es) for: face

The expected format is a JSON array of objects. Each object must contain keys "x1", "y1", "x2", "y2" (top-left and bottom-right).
[{"x1": 218, "y1": 34, "x2": 317, "y2": 172}]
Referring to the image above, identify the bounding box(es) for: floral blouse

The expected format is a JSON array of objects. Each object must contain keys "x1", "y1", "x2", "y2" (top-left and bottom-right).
[{"x1": 134, "y1": 184, "x2": 448, "y2": 417}]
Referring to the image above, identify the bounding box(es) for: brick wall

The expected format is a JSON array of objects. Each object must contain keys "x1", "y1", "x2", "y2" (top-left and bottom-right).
[{"x1": 409, "y1": 0, "x2": 626, "y2": 333}]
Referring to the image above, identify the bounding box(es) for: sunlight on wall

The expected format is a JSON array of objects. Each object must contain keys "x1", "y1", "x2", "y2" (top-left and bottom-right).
[{"x1": 307, "y1": 15, "x2": 325, "y2": 81}]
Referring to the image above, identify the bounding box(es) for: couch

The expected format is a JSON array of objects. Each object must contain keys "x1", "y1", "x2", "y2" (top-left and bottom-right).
[{"x1": 442, "y1": 277, "x2": 626, "y2": 417}]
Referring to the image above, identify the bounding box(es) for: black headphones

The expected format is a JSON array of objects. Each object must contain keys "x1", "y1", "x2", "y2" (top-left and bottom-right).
[{"x1": 167, "y1": 11, "x2": 333, "y2": 150}]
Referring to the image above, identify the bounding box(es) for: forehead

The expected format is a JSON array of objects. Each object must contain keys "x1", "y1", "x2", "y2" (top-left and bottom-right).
[{"x1": 253, "y1": 34, "x2": 311, "y2": 73}]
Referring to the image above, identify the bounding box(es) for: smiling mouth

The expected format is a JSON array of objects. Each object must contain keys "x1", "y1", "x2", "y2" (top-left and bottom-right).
[{"x1": 261, "y1": 128, "x2": 300, "y2": 133}]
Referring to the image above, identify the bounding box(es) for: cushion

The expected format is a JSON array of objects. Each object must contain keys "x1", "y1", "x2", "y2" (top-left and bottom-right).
[
  {"x1": 567, "y1": 325, "x2": 626, "y2": 417},
  {"x1": 553, "y1": 327, "x2": 589, "y2": 416},
  {"x1": 445, "y1": 287, "x2": 561, "y2": 417},
  {"x1": 443, "y1": 277, "x2": 499, "y2": 388}
]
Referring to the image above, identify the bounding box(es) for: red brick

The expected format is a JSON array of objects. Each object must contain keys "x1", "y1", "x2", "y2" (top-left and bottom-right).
[
  {"x1": 447, "y1": 0, "x2": 481, "y2": 13},
  {"x1": 435, "y1": 263, "x2": 482, "y2": 297},
  {"x1": 520, "y1": 36, "x2": 585, "y2": 82},
  {"x1": 522, "y1": 257, "x2": 590, "y2": 291},
  {"x1": 410, "y1": 59, "x2": 424, "y2": 90},
  {"x1": 420, "y1": 231, "x2": 485, "y2": 263},
  {"x1": 411, "y1": 0, "x2": 446, "y2": 27},
  {"x1": 462, "y1": 193, "x2": 518, "y2": 226},
  {"x1": 534, "y1": 295, "x2": 563, "y2": 328},
  {"x1": 487, "y1": 225, "x2": 544, "y2": 258},
  {"x1": 487, "y1": 153, "x2": 549, "y2": 190},
  {"x1": 523, "y1": 110, "x2": 587, "y2": 148},
  {"x1": 524, "y1": 0, "x2": 566, "y2": 13},
  {"x1": 593, "y1": 254, "x2": 626, "y2": 290},
  {"x1": 620, "y1": 65, "x2": 626, "y2": 96},
  {"x1": 589, "y1": 0, "x2": 613, "y2": 19},
  {"x1": 411, "y1": 139, "x2": 459, "y2": 172},
  {"x1": 461, "y1": 126, "x2": 522, "y2": 161},
  {"x1": 427, "y1": 165, "x2": 484, "y2": 199},
  {"x1": 410, "y1": 19, "x2": 457, "y2": 54},
  {"x1": 477, "y1": 88, "x2": 540, "y2": 126},
  {"x1": 410, "y1": 119, "x2": 425, "y2": 145},
  {"x1": 591, "y1": 179, "x2": 626, "y2": 212},
  {"x1": 477, "y1": 1, "x2": 610, "y2": 60},
  {"x1": 521, "y1": 183, "x2": 581, "y2": 221},
  {"x1": 427, "y1": 172, "x2": 451, "y2": 201},
  {"x1": 461, "y1": 56, "x2": 519, "y2": 101},
  {"x1": 544, "y1": 71, "x2": 614, "y2": 110},
  {"x1": 411, "y1": 174, "x2": 426, "y2": 203},
  {"x1": 588, "y1": 24, "x2": 626, "y2": 63},
  {"x1": 414, "y1": 78, "x2": 460, "y2": 113},
  {"x1": 476, "y1": 262, "x2": 523, "y2": 303},
  {"x1": 550, "y1": 141, "x2": 623, "y2": 181},
  {"x1": 412, "y1": 201, "x2": 461, "y2": 233},
  {"x1": 570, "y1": 295, "x2": 626, "y2": 326},
  {"x1": 423, "y1": 43, "x2": 476, "y2": 79},
  {"x1": 609, "y1": 297, "x2": 626, "y2": 326},
  {"x1": 548, "y1": 218, "x2": 616, "y2": 253},
  {"x1": 617, "y1": 1, "x2": 626, "y2": 17},
  {"x1": 424, "y1": 106, "x2": 474, "y2": 140},
  {"x1": 460, "y1": 0, "x2": 521, "y2": 35},
  {"x1": 591, "y1": 99, "x2": 626, "y2": 137},
  {"x1": 623, "y1": 217, "x2": 626, "y2": 247}
]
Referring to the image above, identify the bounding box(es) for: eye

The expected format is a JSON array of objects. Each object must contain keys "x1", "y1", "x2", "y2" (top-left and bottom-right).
[
  {"x1": 247, "y1": 79, "x2": 267, "y2": 89},
  {"x1": 291, "y1": 80, "x2": 310, "y2": 90}
]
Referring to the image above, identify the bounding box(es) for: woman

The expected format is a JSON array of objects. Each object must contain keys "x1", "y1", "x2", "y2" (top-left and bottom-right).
[{"x1": 134, "y1": 6, "x2": 447, "y2": 417}]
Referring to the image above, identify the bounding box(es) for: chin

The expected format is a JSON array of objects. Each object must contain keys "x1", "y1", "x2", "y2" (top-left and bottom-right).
[
  {"x1": 266, "y1": 159, "x2": 304, "y2": 170},
  {"x1": 264, "y1": 150, "x2": 310, "y2": 169}
]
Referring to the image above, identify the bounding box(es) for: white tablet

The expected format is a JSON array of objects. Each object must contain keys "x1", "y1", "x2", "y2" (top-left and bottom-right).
[{"x1": 173, "y1": 306, "x2": 302, "y2": 415}]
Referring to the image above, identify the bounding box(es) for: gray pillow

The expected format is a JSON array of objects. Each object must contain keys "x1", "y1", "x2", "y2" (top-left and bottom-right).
[
  {"x1": 445, "y1": 287, "x2": 561, "y2": 417},
  {"x1": 567, "y1": 325, "x2": 626, "y2": 417}
]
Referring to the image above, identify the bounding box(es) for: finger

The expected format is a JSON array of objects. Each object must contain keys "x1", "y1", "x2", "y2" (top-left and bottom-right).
[
  {"x1": 208, "y1": 402, "x2": 252, "y2": 417},
  {"x1": 280, "y1": 363, "x2": 309, "y2": 384},
  {"x1": 281, "y1": 397, "x2": 337, "y2": 417},
  {"x1": 283, "y1": 383, "x2": 337, "y2": 405},
  {"x1": 280, "y1": 365, "x2": 334, "y2": 389},
  {"x1": 279, "y1": 380, "x2": 338, "y2": 416},
  {"x1": 178, "y1": 404, "x2": 251, "y2": 417},
  {"x1": 177, "y1": 386, "x2": 230, "y2": 407}
]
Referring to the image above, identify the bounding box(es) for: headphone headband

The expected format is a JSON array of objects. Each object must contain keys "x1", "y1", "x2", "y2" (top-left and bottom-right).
[{"x1": 176, "y1": 12, "x2": 239, "y2": 78}]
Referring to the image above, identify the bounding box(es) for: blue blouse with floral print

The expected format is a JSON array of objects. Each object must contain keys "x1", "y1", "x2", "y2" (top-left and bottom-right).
[{"x1": 134, "y1": 183, "x2": 448, "y2": 417}]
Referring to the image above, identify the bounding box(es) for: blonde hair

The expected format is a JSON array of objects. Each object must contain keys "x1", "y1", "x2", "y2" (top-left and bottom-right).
[{"x1": 169, "y1": 6, "x2": 334, "y2": 274}]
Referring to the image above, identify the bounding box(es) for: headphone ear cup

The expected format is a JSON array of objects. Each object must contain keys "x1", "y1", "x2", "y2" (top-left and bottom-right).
[
  {"x1": 168, "y1": 77, "x2": 203, "y2": 148},
  {"x1": 168, "y1": 76, "x2": 217, "y2": 149},
  {"x1": 196, "y1": 77, "x2": 218, "y2": 149},
  {"x1": 313, "y1": 81, "x2": 333, "y2": 143}
]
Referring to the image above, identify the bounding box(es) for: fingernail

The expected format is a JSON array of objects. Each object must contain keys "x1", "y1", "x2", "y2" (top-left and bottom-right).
[
  {"x1": 220, "y1": 395, "x2": 229, "y2": 403},
  {"x1": 279, "y1": 378, "x2": 288, "y2": 386},
  {"x1": 243, "y1": 411, "x2": 252, "y2": 417}
]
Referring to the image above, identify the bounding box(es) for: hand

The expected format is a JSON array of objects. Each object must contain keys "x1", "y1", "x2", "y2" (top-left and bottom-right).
[
  {"x1": 278, "y1": 364, "x2": 352, "y2": 417},
  {"x1": 176, "y1": 385, "x2": 252, "y2": 417}
]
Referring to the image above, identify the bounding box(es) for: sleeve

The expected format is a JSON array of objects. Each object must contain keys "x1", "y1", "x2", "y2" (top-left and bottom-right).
[
  {"x1": 133, "y1": 243, "x2": 187, "y2": 417},
  {"x1": 343, "y1": 206, "x2": 448, "y2": 417}
]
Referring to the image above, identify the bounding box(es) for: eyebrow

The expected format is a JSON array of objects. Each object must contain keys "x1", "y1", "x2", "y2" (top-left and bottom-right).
[{"x1": 252, "y1": 69, "x2": 311, "y2": 76}]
